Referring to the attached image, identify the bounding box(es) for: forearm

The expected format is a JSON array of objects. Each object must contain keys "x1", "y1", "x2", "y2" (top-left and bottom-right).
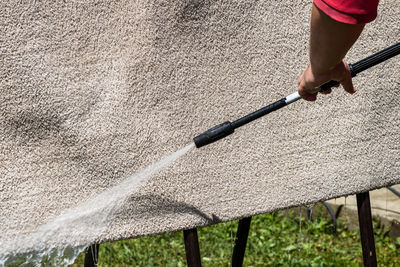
[
  {"x1": 309, "y1": 4, "x2": 365, "y2": 76},
  {"x1": 298, "y1": 1, "x2": 377, "y2": 101}
]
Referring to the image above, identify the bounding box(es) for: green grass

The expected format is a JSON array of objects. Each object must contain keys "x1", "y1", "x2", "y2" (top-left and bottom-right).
[{"x1": 71, "y1": 209, "x2": 400, "y2": 266}]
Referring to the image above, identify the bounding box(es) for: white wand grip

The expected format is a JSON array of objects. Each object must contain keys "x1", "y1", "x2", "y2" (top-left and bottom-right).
[{"x1": 285, "y1": 92, "x2": 301, "y2": 105}]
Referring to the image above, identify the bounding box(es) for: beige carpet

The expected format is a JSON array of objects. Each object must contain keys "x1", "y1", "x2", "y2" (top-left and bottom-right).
[{"x1": 1, "y1": 0, "x2": 399, "y2": 256}]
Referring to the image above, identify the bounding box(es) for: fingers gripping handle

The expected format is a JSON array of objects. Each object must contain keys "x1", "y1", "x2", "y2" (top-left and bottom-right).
[
  {"x1": 319, "y1": 42, "x2": 400, "y2": 92},
  {"x1": 318, "y1": 64, "x2": 355, "y2": 92}
]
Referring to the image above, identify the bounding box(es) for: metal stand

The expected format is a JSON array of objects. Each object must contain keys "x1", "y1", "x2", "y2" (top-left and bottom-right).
[
  {"x1": 84, "y1": 244, "x2": 99, "y2": 267},
  {"x1": 356, "y1": 192, "x2": 377, "y2": 267},
  {"x1": 388, "y1": 186, "x2": 400, "y2": 198},
  {"x1": 184, "y1": 228, "x2": 202, "y2": 267},
  {"x1": 231, "y1": 217, "x2": 252, "y2": 267},
  {"x1": 307, "y1": 201, "x2": 343, "y2": 234}
]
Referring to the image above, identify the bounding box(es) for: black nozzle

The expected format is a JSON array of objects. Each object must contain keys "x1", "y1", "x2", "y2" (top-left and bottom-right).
[{"x1": 194, "y1": 121, "x2": 234, "y2": 148}]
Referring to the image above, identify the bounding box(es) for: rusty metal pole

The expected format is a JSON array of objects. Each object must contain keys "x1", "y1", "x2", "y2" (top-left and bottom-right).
[
  {"x1": 231, "y1": 217, "x2": 252, "y2": 267},
  {"x1": 356, "y1": 192, "x2": 377, "y2": 267},
  {"x1": 183, "y1": 228, "x2": 202, "y2": 267}
]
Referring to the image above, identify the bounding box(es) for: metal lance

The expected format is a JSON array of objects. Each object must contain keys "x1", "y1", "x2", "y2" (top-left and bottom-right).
[{"x1": 194, "y1": 42, "x2": 400, "y2": 148}]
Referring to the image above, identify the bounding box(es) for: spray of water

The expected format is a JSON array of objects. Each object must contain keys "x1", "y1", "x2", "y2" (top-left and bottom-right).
[{"x1": 0, "y1": 143, "x2": 195, "y2": 266}]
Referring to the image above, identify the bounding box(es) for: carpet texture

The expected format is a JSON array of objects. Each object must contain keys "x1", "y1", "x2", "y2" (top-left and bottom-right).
[{"x1": 1, "y1": 0, "x2": 399, "y2": 256}]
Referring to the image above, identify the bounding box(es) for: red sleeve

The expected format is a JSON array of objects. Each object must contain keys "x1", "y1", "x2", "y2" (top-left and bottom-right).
[{"x1": 313, "y1": 0, "x2": 379, "y2": 24}]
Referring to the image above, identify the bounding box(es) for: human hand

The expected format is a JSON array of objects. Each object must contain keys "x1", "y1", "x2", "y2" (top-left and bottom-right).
[{"x1": 297, "y1": 60, "x2": 356, "y2": 101}]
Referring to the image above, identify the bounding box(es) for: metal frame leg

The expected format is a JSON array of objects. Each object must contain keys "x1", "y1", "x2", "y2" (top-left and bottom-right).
[
  {"x1": 184, "y1": 228, "x2": 202, "y2": 267},
  {"x1": 84, "y1": 244, "x2": 99, "y2": 267},
  {"x1": 388, "y1": 186, "x2": 400, "y2": 198},
  {"x1": 307, "y1": 202, "x2": 343, "y2": 234},
  {"x1": 356, "y1": 192, "x2": 377, "y2": 267},
  {"x1": 231, "y1": 217, "x2": 252, "y2": 267},
  {"x1": 321, "y1": 201, "x2": 338, "y2": 234}
]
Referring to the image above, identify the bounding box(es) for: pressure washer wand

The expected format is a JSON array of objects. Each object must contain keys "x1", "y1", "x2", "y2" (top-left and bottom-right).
[{"x1": 194, "y1": 42, "x2": 400, "y2": 148}]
